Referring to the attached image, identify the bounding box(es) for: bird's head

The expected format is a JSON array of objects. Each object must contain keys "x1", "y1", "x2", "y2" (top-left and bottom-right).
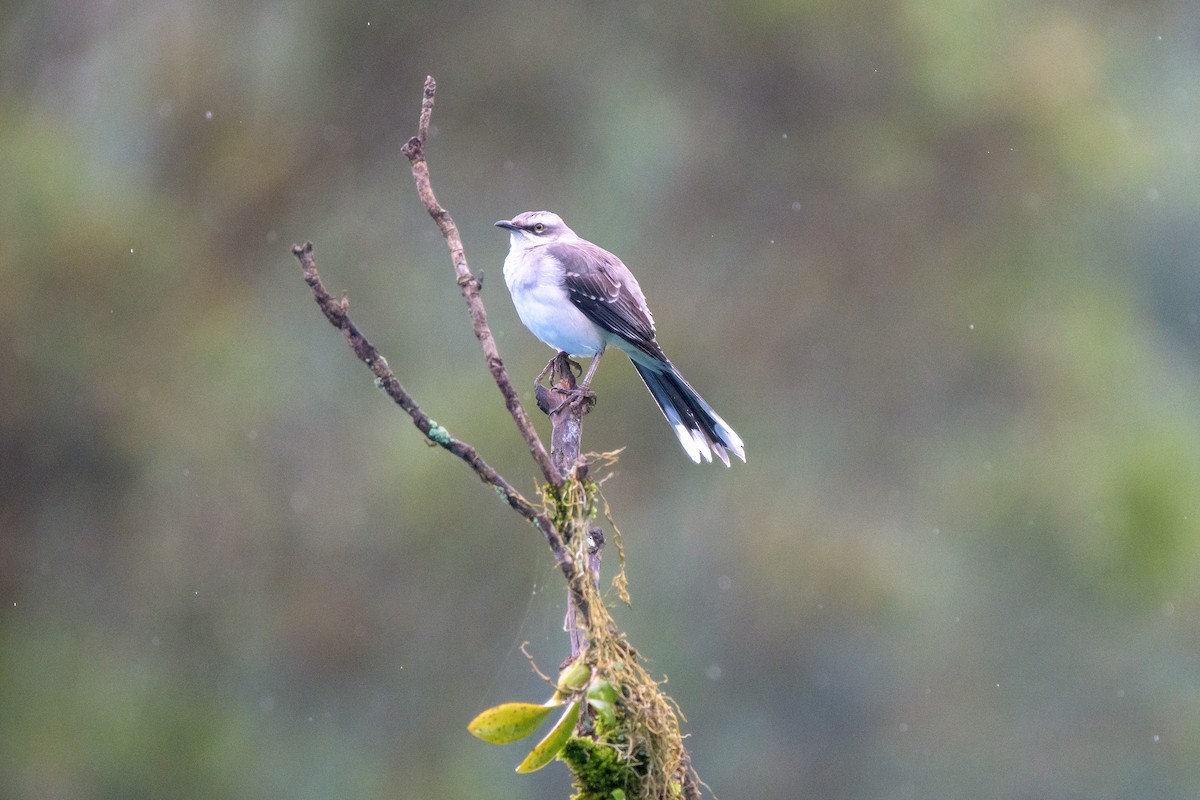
[{"x1": 494, "y1": 211, "x2": 577, "y2": 246}]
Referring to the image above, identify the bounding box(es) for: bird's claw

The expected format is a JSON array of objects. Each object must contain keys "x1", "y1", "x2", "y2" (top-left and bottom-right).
[{"x1": 549, "y1": 386, "x2": 596, "y2": 415}]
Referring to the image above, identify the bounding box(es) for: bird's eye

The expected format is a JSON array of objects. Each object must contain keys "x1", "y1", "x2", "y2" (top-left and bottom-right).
[{"x1": 532, "y1": 223, "x2": 546, "y2": 233}]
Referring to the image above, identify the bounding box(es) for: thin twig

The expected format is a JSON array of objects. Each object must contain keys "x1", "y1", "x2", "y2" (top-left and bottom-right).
[
  {"x1": 290, "y1": 242, "x2": 574, "y2": 575},
  {"x1": 400, "y1": 76, "x2": 562, "y2": 491}
]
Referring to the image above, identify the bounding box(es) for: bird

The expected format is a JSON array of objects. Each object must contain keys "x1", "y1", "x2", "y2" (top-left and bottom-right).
[{"x1": 495, "y1": 211, "x2": 745, "y2": 466}]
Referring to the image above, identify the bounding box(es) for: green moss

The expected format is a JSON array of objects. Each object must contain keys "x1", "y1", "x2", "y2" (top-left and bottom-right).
[
  {"x1": 545, "y1": 476, "x2": 603, "y2": 545},
  {"x1": 535, "y1": 456, "x2": 689, "y2": 798},
  {"x1": 561, "y1": 737, "x2": 637, "y2": 800}
]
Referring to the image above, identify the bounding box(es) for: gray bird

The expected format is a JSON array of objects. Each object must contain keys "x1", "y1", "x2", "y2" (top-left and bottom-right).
[{"x1": 496, "y1": 211, "x2": 745, "y2": 465}]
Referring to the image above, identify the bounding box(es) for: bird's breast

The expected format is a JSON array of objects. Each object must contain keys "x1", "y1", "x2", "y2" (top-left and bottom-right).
[{"x1": 503, "y1": 249, "x2": 606, "y2": 356}]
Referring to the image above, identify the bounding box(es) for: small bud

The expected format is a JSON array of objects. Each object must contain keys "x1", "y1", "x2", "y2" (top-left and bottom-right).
[{"x1": 556, "y1": 659, "x2": 592, "y2": 692}]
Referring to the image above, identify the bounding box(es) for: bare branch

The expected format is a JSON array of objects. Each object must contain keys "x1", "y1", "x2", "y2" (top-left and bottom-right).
[
  {"x1": 290, "y1": 241, "x2": 574, "y2": 575},
  {"x1": 400, "y1": 76, "x2": 562, "y2": 490}
]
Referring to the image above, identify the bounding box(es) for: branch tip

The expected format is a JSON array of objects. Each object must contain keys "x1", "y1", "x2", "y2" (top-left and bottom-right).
[{"x1": 416, "y1": 76, "x2": 437, "y2": 144}]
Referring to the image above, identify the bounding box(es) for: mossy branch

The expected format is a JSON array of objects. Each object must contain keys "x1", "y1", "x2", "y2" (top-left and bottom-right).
[{"x1": 293, "y1": 76, "x2": 706, "y2": 799}]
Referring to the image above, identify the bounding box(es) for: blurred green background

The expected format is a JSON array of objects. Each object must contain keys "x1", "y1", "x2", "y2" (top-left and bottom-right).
[{"x1": 3, "y1": 1, "x2": 1199, "y2": 797}]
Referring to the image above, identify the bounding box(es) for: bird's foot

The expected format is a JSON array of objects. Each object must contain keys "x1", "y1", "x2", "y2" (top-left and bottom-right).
[
  {"x1": 533, "y1": 352, "x2": 594, "y2": 415},
  {"x1": 548, "y1": 385, "x2": 596, "y2": 415},
  {"x1": 534, "y1": 353, "x2": 582, "y2": 390},
  {"x1": 534, "y1": 357, "x2": 556, "y2": 388}
]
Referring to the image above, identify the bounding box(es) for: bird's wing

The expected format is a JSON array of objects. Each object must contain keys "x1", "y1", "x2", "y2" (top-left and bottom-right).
[{"x1": 546, "y1": 240, "x2": 666, "y2": 363}]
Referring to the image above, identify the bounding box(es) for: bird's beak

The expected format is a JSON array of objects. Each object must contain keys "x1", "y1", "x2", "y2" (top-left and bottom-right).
[{"x1": 494, "y1": 220, "x2": 518, "y2": 230}]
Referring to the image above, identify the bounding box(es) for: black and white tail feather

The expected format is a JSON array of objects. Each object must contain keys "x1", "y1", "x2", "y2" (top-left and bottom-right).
[{"x1": 631, "y1": 360, "x2": 744, "y2": 466}]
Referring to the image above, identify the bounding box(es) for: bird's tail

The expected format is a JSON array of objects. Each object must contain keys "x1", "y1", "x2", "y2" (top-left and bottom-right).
[{"x1": 631, "y1": 360, "x2": 746, "y2": 466}]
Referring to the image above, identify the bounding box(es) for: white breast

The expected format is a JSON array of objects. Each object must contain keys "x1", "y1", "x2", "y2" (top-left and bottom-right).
[{"x1": 503, "y1": 248, "x2": 607, "y2": 356}]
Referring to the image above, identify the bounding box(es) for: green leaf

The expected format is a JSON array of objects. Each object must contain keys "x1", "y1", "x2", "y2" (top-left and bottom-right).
[
  {"x1": 587, "y1": 697, "x2": 616, "y2": 728},
  {"x1": 516, "y1": 700, "x2": 581, "y2": 773},
  {"x1": 586, "y1": 679, "x2": 618, "y2": 704},
  {"x1": 468, "y1": 702, "x2": 558, "y2": 745}
]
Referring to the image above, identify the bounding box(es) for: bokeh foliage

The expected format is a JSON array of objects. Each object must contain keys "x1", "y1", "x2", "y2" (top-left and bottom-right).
[{"x1": 2, "y1": 1, "x2": 1199, "y2": 798}]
